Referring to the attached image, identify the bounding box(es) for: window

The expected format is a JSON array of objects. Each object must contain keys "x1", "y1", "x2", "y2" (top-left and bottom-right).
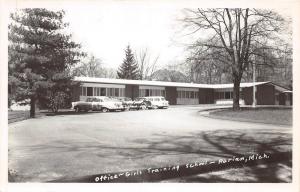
[
  {"x1": 224, "y1": 92, "x2": 230, "y2": 99},
  {"x1": 86, "y1": 98, "x2": 93, "y2": 102},
  {"x1": 87, "y1": 87, "x2": 93, "y2": 96},
  {"x1": 115, "y1": 88, "x2": 119, "y2": 97},
  {"x1": 80, "y1": 87, "x2": 87, "y2": 96},
  {"x1": 191, "y1": 91, "x2": 194, "y2": 98},
  {"x1": 139, "y1": 89, "x2": 145, "y2": 97},
  {"x1": 145, "y1": 89, "x2": 150, "y2": 96},
  {"x1": 177, "y1": 90, "x2": 198, "y2": 99},
  {"x1": 101, "y1": 88, "x2": 106, "y2": 96},
  {"x1": 120, "y1": 88, "x2": 125, "y2": 97},
  {"x1": 111, "y1": 88, "x2": 115, "y2": 97}
]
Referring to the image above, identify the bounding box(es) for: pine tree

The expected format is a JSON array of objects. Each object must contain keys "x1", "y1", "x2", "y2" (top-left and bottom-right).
[
  {"x1": 117, "y1": 45, "x2": 139, "y2": 80},
  {"x1": 8, "y1": 8, "x2": 83, "y2": 116}
]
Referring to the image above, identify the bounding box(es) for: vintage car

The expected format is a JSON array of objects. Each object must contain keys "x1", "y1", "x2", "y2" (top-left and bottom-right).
[
  {"x1": 72, "y1": 96, "x2": 125, "y2": 112},
  {"x1": 114, "y1": 97, "x2": 134, "y2": 110},
  {"x1": 143, "y1": 96, "x2": 169, "y2": 109},
  {"x1": 71, "y1": 97, "x2": 102, "y2": 112},
  {"x1": 130, "y1": 97, "x2": 151, "y2": 110}
]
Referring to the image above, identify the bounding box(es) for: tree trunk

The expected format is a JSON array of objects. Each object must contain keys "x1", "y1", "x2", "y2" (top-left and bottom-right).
[
  {"x1": 232, "y1": 78, "x2": 241, "y2": 111},
  {"x1": 30, "y1": 96, "x2": 36, "y2": 118}
]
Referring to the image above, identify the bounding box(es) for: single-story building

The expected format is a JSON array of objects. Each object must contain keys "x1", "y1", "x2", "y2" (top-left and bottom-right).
[{"x1": 72, "y1": 76, "x2": 293, "y2": 106}]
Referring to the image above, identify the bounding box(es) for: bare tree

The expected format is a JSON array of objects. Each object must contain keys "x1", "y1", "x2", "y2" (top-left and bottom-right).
[
  {"x1": 186, "y1": 45, "x2": 231, "y2": 84},
  {"x1": 72, "y1": 54, "x2": 103, "y2": 77},
  {"x1": 135, "y1": 48, "x2": 159, "y2": 80},
  {"x1": 72, "y1": 54, "x2": 117, "y2": 78},
  {"x1": 152, "y1": 63, "x2": 189, "y2": 82},
  {"x1": 182, "y1": 8, "x2": 286, "y2": 110},
  {"x1": 101, "y1": 67, "x2": 117, "y2": 78}
]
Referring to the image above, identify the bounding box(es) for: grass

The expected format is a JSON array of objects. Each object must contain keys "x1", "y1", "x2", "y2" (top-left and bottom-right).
[
  {"x1": 8, "y1": 110, "x2": 47, "y2": 123},
  {"x1": 211, "y1": 108, "x2": 292, "y2": 125}
]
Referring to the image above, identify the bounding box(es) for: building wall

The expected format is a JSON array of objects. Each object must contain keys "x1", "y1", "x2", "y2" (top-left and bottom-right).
[
  {"x1": 199, "y1": 88, "x2": 214, "y2": 104},
  {"x1": 125, "y1": 84, "x2": 139, "y2": 100},
  {"x1": 256, "y1": 84, "x2": 275, "y2": 105},
  {"x1": 242, "y1": 87, "x2": 253, "y2": 105},
  {"x1": 72, "y1": 85, "x2": 81, "y2": 102},
  {"x1": 73, "y1": 80, "x2": 289, "y2": 106},
  {"x1": 165, "y1": 87, "x2": 177, "y2": 105},
  {"x1": 242, "y1": 84, "x2": 275, "y2": 105},
  {"x1": 279, "y1": 93, "x2": 286, "y2": 105},
  {"x1": 289, "y1": 93, "x2": 293, "y2": 105}
]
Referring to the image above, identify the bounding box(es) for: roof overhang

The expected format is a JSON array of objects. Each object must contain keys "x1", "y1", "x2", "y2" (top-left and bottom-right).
[{"x1": 73, "y1": 77, "x2": 291, "y2": 92}]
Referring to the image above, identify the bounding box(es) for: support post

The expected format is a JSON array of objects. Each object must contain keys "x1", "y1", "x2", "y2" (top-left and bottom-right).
[{"x1": 252, "y1": 61, "x2": 256, "y2": 108}]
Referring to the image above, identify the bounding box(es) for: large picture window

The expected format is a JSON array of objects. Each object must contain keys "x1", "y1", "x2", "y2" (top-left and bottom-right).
[
  {"x1": 80, "y1": 86, "x2": 124, "y2": 97},
  {"x1": 216, "y1": 91, "x2": 233, "y2": 99},
  {"x1": 177, "y1": 90, "x2": 198, "y2": 99}
]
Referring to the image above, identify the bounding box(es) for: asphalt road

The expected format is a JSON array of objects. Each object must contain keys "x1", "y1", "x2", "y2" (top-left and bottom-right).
[{"x1": 8, "y1": 106, "x2": 292, "y2": 182}]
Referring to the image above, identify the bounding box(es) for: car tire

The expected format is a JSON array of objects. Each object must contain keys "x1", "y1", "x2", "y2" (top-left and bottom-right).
[
  {"x1": 141, "y1": 105, "x2": 147, "y2": 110},
  {"x1": 102, "y1": 108, "x2": 109, "y2": 113},
  {"x1": 75, "y1": 107, "x2": 80, "y2": 113},
  {"x1": 152, "y1": 105, "x2": 158, "y2": 109}
]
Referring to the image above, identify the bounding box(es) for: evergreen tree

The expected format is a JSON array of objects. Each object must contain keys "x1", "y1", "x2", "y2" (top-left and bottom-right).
[
  {"x1": 117, "y1": 45, "x2": 139, "y2": 79},
  {"x1": 8, "y1": 8, "x2": 83, "y2": 116}
]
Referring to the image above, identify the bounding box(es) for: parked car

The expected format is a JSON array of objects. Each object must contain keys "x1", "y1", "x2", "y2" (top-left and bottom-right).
[
  {"x1": 96, "y1": 96, "x2": 125, "y2": 112},
  {"x1": 144, "y1": 96, "x2": 169, "y2": 109},
  {"x1": 130, "y1": 97, "x2": 151, "y2": 110},
  {"x1": 72, "y1": 96, "x2": 125, "y2": 113},
  {"x1": 114, "y1": 97, "x2": 134, "y2": 110},
  {"x1": 71, "y1": 97, "x2": 102, "y2": 112}
]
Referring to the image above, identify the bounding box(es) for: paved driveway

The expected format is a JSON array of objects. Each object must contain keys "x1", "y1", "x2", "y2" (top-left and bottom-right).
[{"x1": 8, "y1": 106, "x2": 292, "y2": 182}]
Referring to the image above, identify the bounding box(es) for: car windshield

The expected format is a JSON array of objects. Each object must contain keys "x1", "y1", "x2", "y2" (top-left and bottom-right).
[
  {"x1": 103, "y1": 98, "x2": 113, "y2": 102},
  {"x1": 86, "y1": 98, "x2": 95, "y2": 102}
]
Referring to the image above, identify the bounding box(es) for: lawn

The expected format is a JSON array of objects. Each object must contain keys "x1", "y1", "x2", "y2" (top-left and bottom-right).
[{"x1": 211, "y1": 108, "x2": 292, "y2": 125}]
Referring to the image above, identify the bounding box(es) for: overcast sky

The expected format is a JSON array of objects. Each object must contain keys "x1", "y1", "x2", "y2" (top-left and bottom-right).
[
  {"x1": 64, "y1": 6, "x2": 186, "y2": 69},
  {"x1": 62, "y1": 5, "x2": 291, "y2": 69}
]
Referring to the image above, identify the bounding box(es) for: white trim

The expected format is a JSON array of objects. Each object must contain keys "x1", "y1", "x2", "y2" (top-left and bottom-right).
[
  {"x1": 215, "y1": 99, "x2": 245, "y2": 105},
  {"x1": 74, "y1": 76, "x2": 273, "y2": 89},
  {"x1": 139, "y1": 85, "x2": 165, "y2": 90},
  {"x1": 82, "y1": 82, "x2": 125, "y2": 88},
  {"x1": 176, "y1": 87, "x2": 199, "y2": 91}
]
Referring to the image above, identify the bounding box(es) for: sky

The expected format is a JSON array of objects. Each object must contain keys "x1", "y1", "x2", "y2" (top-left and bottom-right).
[
  {"x1": 64, "y1": 6, "x2": 187, "y2": 69},
  {"x1": 61, "y1": 5, "x2": 292, "y2": 70}
]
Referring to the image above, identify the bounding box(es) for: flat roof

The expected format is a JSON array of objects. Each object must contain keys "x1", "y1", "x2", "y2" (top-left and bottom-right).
[{"x1": 74, "y1": 76, "x2": 272, "y2": 89}]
